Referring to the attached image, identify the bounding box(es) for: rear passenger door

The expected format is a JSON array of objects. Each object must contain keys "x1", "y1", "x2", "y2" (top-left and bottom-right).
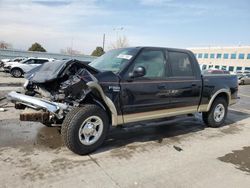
[{"x1": 166, "y1": 50, "x2": 202, "y2": 110}]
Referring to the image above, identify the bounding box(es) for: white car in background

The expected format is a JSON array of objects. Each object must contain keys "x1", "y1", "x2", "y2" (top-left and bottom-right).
[
  {"x1": 4, "y1": 57, "x2": 34, "y2": 71},
  {"x1": 1, "y1": 57, "x2": 27, "y2": 68},
  {"x1": 0, "y1": 58, "x2": 11, "y2": 68},
  {"x1": 8, "y1": 57, "x2": 54, "y2": 77},
  {"x1": 1, "y1": 58, "x2": 11, "y2": 63},
  {"x1": 11, "y1": 57, "x2": 27, "y2": 63}
]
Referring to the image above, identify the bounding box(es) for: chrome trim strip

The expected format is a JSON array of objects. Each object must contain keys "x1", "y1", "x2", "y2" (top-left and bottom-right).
[{"x1": 122, "y1": 106, "x2": 198, "y2": 124}]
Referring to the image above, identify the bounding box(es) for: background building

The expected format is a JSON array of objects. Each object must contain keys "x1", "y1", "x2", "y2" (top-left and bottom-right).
[{"x1": 188, "y1": 46, "x2": 250, "y2": 72}]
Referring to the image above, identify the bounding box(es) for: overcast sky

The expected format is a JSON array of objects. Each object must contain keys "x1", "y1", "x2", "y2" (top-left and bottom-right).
[{"x1": 0, "y1": 0, "x2": 249, "y2": 54}]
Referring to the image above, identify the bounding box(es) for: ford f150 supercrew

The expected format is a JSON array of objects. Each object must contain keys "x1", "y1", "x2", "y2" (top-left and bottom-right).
[{"x1": 7, "y1": 47, "x2": 238, "y2": 155}]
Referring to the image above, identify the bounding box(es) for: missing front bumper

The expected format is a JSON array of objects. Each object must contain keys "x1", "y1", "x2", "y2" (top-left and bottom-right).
[
  {"x1": 20, "y1": 108, "x2": 50, "y2": 124},
  {"x1": 7, "y1": 91, "x2": 68, "y2": 120}
]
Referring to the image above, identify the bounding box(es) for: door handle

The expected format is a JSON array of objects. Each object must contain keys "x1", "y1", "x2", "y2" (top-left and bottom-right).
[{"x1": 191, "y1": 83, "x2": 197, "y2": 87}]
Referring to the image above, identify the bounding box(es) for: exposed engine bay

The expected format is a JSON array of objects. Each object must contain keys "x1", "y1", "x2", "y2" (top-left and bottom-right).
[
  {"x1": 8, "y1": 60, "x2": 103, "y2": 125},
  {"x1": 25, "y1": 60, "x2": 98, "y2": 103},
  {"x1": 27, "y1": 68, "x2": 91, "y2": 104}
]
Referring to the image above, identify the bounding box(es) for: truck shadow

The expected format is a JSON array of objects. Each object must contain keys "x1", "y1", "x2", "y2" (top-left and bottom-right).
[
  {"x1": 97, "y1": 110, "x2": 250, "y2": 154},
  {"x1": 28, "y1": 109, "x2": 250, "y2": 154}
]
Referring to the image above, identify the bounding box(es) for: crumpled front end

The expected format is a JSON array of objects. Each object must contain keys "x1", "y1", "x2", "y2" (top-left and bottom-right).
[
  {"x1": 7, "y1": 91, "x2": 68, "y2": 114},
  {"x1": 7, "y1": 60, "x2": 99, "y2": 125},
  {"x1": 7, "y1": 91, "x2": 69, "y2": 124},
  {"x1": 7, "y1": 60, "x2": 119, "y2": 126}
]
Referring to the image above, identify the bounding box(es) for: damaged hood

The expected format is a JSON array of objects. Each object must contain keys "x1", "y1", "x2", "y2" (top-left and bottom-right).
[{"x1": 25, "y1": 59, "x2": 99, "y2": 83}]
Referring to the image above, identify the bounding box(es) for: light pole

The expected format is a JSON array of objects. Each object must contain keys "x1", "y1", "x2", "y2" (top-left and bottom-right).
[
  {"x1": 70, "y1": 37, "x2": 74, "y2": 58},
  {"x1": 102, "y1": 33, "x2": 105, "y2": 51},
  {"x1": 102, "y1": 27, "x2": 124, "y2": 51}
]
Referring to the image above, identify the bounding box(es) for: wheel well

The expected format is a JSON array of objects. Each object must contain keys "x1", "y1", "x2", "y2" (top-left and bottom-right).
[
  {"x1": 214, "y1": 92, "x2": 229, "y2": 105},
  {"x1": 79, "y1": 93, "x2": 112, "y2": 124}
]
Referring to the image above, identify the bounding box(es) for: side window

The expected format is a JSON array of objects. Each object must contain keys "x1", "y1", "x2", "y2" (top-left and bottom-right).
[
  {"x1": 168, "y1": 51, "x2": 194, "y2": 77},
  {"x1": 25, "y1": 59, "x2": 35, "y2": 64},
  {"x1": 35, "y1": 60, "x2": 41, "y2": 64},
  {"x1": 36, "y1": 59, "x2": 48, "y2": 64},
  {"x1": 202, "y1": 64, "x2": 207, "y2": 70},
  {"x1": 131, "y1": 50, "x2": 165, "y2": 79}
]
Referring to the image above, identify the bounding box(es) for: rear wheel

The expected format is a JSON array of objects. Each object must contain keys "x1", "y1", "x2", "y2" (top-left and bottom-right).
[
  {"x1": 11, "y1": 68, "x2": 23, "y2": 78},
  {"x1": 61, "y1": 105, "x2": 109, "y2": 155},
  {"x1": 202, "y1": 97, "x2": 228, "y2": 128}
]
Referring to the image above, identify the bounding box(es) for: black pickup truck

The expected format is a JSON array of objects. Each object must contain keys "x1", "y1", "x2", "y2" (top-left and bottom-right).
[{"x1": 7, "y1": 47, "x2": 238, "y2": 155}]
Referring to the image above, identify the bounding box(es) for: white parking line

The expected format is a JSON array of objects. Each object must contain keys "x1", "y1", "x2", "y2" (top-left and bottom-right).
[
  {"x1": 230, "y1": 108, "x2": 250, "y2": 114},
  {"x1": 239, "y1": 93, "x2": 250, "y2": 98},
  {"x1": 0, "y1": 87, "x2": 23, "y2": 91}
]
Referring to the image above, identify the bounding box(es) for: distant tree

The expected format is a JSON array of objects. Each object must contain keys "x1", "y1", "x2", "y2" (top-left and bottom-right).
[
  {"x1": 60, "y1": 47, "x2": 82, "y2": 55},
  {"x1": 91, "y1": 47, "x2": 105, "y2": 57},
  {"x1": 28, "y1": 42, "x2": 46, "y2": 52},
  {"x1": 0, "y1": 41, "x2": 12, "y2": 49},
  {"x1": 110, "y1": 36, "x2": 129, "y2": 49}
]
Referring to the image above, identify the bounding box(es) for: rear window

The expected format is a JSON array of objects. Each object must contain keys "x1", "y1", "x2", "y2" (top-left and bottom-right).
[{"x1": 168, "y1": 52, "x2": 194, "y2": 77}]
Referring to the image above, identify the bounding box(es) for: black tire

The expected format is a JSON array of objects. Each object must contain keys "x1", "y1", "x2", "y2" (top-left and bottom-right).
[
  {"x1": 61, "y1": 105, "x2": 109, "y2": 155},
  {"x1": 11, "y1": 68, "x2": 23, "y2": 78},
  {"x1": 202, "y1": 97, "x2": 228, "y2": 128}
]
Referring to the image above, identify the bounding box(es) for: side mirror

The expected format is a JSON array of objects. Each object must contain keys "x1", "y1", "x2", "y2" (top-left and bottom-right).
[{"x1": 129, "y1": 66, "x2": 146, "y2": 78}]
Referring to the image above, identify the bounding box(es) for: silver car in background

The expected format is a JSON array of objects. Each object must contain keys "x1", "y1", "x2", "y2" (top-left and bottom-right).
[{"x1": 238, "y1": 73, "x2": 250, "y2": 85}]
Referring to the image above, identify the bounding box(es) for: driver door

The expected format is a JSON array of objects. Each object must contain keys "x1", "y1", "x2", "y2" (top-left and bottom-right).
[{"x1": 120, "y1": 48, "x2": 170, "y2": 123}]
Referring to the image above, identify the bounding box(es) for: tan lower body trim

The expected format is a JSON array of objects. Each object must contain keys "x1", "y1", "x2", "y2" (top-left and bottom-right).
[
  {"x1": 198, "y1": 104, "x2": 208, "y2": 112},
  {"x1": 115, "y1": 97, "x2": 237, "y2": 125},
  {"x1": 120, "y1": 106, "x2": 198, "y2": 124},
  {"x1": 198, "y1": 97, "x2": 237, "y2": 113},
  {"x1": 229, "y1": 99, "x2": 237, "y2": 105}
]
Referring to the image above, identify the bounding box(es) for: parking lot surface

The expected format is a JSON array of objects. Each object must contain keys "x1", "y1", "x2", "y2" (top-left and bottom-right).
[{"x1": 0, "y1": 72, "x2": 250, "y2": 188}]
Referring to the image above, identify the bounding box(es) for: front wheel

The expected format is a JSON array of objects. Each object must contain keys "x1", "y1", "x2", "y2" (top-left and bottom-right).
[
  {"x1": 202, "y1": 97, "x2": 228, "y2": 128},
  {"x1": 61, "y1": 105, "x2": 110, "y2": 155},
  {"x1": 11, "y1": 68, "x2": 23, "y2": 78}
]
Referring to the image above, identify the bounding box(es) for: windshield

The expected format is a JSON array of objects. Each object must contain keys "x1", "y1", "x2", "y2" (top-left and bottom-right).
[{"x1": 89, "y1": 48, "x2": 139, "y2": 73}]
